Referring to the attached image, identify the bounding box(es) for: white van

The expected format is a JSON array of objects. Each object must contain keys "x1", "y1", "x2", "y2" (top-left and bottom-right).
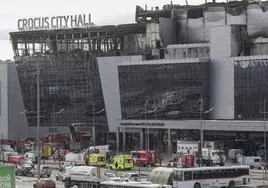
[
  {"x1": 64, "y1": 152, "x2": 86, "y2": 167},
  {"x1": 243, "y1": 156, "x2": 263, "y2": 169},
  {"x1": 202, "y1": 148, "x2": 226, "y2": 166}
]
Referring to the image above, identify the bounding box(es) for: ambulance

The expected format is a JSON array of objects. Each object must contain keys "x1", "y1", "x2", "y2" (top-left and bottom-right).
[
  {"x1": 88, "y1": 153, "x2": 106, "y2": 167},
  {"x1": 110, "y1": 155, "x2": 134, "y2": 170}
]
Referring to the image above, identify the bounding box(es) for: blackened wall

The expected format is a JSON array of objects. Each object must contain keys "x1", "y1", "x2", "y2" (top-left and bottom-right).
[
  {"x1": 234, "y1": 59, "x2": 268, "y2": 120},
  {"x1": 118, "y1": 62, "x2": 210, "y2": 120}
]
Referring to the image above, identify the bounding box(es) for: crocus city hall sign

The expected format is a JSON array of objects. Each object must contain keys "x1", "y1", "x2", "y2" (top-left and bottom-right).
[{"x1": 17, "y1": 14, "x2": 94, "y2": 31}]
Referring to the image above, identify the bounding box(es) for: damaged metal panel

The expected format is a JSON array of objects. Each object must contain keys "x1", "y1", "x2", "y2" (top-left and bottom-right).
[
  {"x1": 251, "y1": 37, "x2": 268, "y2": 55},
  {"x1": 187, "y1": 18, "x2": 205, "y2": 43},
  {"x1": 172, "y1": 8, "x2": 188, "y2": 43},
  {"x1": 159, "y1": 18, "x2": 177, "y2": 46},
  {"x1": 165, "y1": 43, "x2": 210, "y2": 59},
  {"x1": 247, "y1": 3, "x2": 268, "y2": 37},
  {"x1": 145, "y1": 23, "x2": 161, "y2": 49},
  {"x1": 204, "y1": 5, "x2": 226, "y2": 41}
]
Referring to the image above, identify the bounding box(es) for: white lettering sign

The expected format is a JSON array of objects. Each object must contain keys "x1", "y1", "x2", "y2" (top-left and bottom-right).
[
  {"x1": 17, "y1": 14, "x2": 95, "y2": 31},
  {"x1": 0, "y1": 175, "x2": 12, "y2": 188},
  {"x1": 120, "y1": 122, "x2": 165, "y2": 127}
]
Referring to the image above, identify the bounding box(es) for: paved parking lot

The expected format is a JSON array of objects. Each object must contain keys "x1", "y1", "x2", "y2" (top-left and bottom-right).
[
  {"x1": 14, "y1": 166, "x2": 268, "y2": 188},
  {"x1": 15, "y1": 170, "x2": 64, "y2": 188}
]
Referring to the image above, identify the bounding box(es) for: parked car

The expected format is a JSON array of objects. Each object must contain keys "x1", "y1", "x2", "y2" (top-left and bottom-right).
[
  {"x1": 55, "y1": 171, "x2": 64, "y2": 181},
  {"x1": 31, "y1": 165, "x2": 52, "y2": 178},
  {"x1": 15, "y1": 160, "x2": 34, "y2": 176},
  {"x1": 24, "y1": 151, "x2": 37, "y2": 164},
  {"x1": 121, "y1": 173, "x2": 142, "y2": 181},
  {"x1": 55, "y1": 166, "x2": 73, "y2": 181},
  {"x1": 33, "y1": 179, "x2": 55, "y2": 188},
  {"x1": 105, "y1": 172, "x2": 120, "y2": 181}
]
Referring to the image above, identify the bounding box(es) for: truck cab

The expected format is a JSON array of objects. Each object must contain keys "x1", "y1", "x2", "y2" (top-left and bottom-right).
[
  {"x1": 131, "y1": 150, "x2": 159, "y2": 167},
  {"x1": 202, "y1": 148, "x2": 226, "y2": 166}
]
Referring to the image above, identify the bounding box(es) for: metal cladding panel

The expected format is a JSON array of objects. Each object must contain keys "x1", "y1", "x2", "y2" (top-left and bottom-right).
[
  {"x1": 159, "y1": 18, "x2": 177, "y2": 46},
  {"x1": 173, "y1": 8, "x2": 188, "y2": 43},
  {"x1": 210, "y1": 26, "x2": 234, "y2": 120},
  {"x1": 251, "y1": 38, "x2": 268, "y2": 55},
  {"x1": 227, "y1": 13, "x2": 247, "y2": 25},
  {"x1": 7, "y1": 62, "x2": 29, "y2": 139},
  {"x1": 97, "y1": 56, "x2": 142, "y2": 132},
  {"x1": 0, "y1": 62, "x2": 8, "y2": 138},
  {"x1": 204, "y1": 11, "x2": 226, "y2": 41},
  {"x1": 187, "y1": 18, "x2": 205, "y2": 43},
  {"x1": 247, "y1": 3, "x2": 268, "y2": 37}
]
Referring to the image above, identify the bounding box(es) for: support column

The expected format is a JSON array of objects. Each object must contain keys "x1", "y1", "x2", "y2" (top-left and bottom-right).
[
  {"x1": 200, "y1": 121, "x2": 204, "y2": 148},
  {"x1": 116, "y1": 127, "x2": 120, "y2": 153},
  {"x1": 200, "y1": 121, "x2": 204, "y2": 167},
  {"x1": 140, "y1": 129, "x2": 144, "y2": 150},
  {"x1": 92, "y1": 126, "x2": 96, "y2": 146},
  {"x1": 122, "y1": 132, "x2": 126, "y2": 152},
  {"x1": 167, "y1": 129, "x2": 172, "y2": 153},
  {"x1": 106, "y1": 132, "x2": 109, "y2": 145}
]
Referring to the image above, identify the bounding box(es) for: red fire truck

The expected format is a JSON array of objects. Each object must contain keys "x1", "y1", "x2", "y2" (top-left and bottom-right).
[
  {"x1": 169, "y1": 153, "x2": 195, "y2": 168},
  {"x1": 131, "y1": 150, "x2": 160, "y2": 167}
]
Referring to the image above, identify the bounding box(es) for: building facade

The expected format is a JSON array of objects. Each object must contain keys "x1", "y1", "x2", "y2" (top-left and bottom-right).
[
  {"x1": 0, "y1": 61, "x2": 29, "y2": 139},
  {"x1": 97, "y1": 1, "x2": 268, "y2": 153},
  {"x1": 9, "y1": 1, "x2": 268, "y2": 153}
]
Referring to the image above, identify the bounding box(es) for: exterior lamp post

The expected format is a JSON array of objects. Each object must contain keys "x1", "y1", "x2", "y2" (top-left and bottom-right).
[
  {"x1": 52, "y1": 106, "x2": 64, "y2": 168},
  {"x1": 199, "y1": 99, "x2": 213, "y2": 167},
  {"x1": 260, "y1": 99, "x2": 267, "y2": 182},
  {"x1": 36, "y1": 58, "x2": 41, "y2": 180}
]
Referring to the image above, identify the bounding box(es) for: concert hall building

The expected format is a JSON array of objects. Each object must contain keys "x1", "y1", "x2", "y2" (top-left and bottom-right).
[{"x1": 9, "y1": 1, "x2": 268, "y2": 154}]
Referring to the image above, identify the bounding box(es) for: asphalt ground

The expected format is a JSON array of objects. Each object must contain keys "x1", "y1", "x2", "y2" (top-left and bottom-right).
[
  {"x1": 15, "y1": 170, "x2": 64, "y2": 188},
  {"x1": 14, "y1": 160, "x2": 268, "y2": 188}
]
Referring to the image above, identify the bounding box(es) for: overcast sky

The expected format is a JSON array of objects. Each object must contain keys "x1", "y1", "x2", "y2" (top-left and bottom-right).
[
  {"x1": 0, "y1": 0, "x2": 212, "y2": 60},
  {"x1": 0, "y1": 0, "x2": 209, "y2": 31}
]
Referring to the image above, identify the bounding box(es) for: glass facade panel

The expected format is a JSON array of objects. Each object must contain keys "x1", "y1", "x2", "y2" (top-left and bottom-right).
[
  {"x1": 234, "y1": 60, "x2": 268, "y2": 120},
  {"x1": 16, "y1": 53, "x2": 107, "y2": 127},
  {"x1": 118, "y1": 62, "x2": 210, "y2": 120}
]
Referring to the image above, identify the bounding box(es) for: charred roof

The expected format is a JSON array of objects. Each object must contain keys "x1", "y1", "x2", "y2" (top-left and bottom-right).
[{"x1": 10, "y1": 23, "x2": 146, "y2": 42}]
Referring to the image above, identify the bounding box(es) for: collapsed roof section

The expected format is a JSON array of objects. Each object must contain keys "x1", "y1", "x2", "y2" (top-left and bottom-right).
[
  {"x1": 10, "y1": 24, "x2": 147, "y2": 57},
  {"x1": 135, "y1": 0, "x2": 263, "y2": 22},
  {"x1": 10, "y1": 0, "x2": 268, "y2": 58}
]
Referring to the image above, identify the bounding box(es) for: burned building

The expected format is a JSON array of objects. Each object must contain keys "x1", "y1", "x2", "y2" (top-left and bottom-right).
[
  {"x1": 9, "y1": 24, "x2": 148, "y2": 142},
  {"x1": 98, "y1": 0, "x2": 268, "y2": 153},
  {"x1": 9, "y1": 0, "x2": 268, "y2": 152}
]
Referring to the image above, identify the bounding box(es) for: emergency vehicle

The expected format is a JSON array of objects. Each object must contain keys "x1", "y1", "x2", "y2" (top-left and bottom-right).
[
  {"x1": 64, "y1": 152, "x2": 86, "y2": 167},
  {"x1": 169, "y1": 153, "x2": 196, "y2": 168},
  {"x1": 110, "y1": 155, "x2": 134, "y2": 170},
  {"x1": 131, "y1": 150, "x2": 160, "y2": 167},
  {"x1": 177, "y1": 141, "x2": 198, "y2": 154},
  {"x1": 42, "y1": 143, "x2": 53, "y2": 159},
  {"x1": 88, "y1": 153, "x2": 106, "y2": 167}
]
